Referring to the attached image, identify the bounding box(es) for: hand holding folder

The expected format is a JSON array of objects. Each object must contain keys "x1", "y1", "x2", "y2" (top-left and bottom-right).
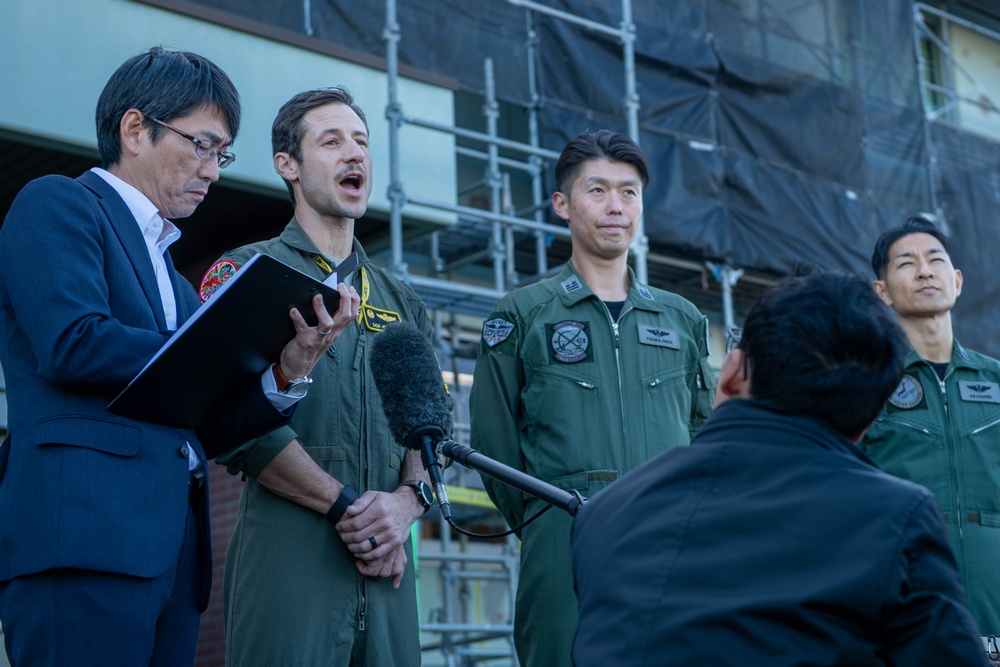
[{"x1": 108, "y1": 252, "x2": 359, "y2": 428}]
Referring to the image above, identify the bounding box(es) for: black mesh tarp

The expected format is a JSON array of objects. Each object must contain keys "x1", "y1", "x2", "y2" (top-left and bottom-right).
[{"x1": 189, "y1": 0, "x2": 1000, "y2": 356}]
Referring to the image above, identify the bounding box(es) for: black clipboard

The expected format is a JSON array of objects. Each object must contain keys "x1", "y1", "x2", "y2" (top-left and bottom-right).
[{"x1": 107, "y1": 252, "x2": 358, "y2": 428}]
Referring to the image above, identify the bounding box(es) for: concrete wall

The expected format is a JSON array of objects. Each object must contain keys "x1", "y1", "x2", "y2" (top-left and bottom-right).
[{"x1": 0, "y1": 0, "x2": 455, "y2": 223}]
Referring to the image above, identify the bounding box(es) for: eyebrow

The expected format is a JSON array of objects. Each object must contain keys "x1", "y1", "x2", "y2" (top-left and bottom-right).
[
  {"x1": 191, "y1": 127, "x2": 228, "y2": 147},
  {"x1": 893, "y1": 247, "x2": 945, "y2": 261},
  {"x1": 581, "y1": 175, "x2": 641, "y2": 189},
  {"x1": 317, "y1": 127, "x2": 369, "y2": 141}
]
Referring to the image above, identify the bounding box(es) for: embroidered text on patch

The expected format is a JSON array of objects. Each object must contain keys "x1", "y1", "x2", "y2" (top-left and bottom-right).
[
  {"x1": 888, "y1": 375, "x2": 923, "y2": 409},
  {"x1": 482, "y1": 318, "x2": 515, "y2": 347},
  {"x1": 959, "y1": 381, "x2": 1000, "y2": 404},
  {"x1": 551, "y1": 320, "x2": 589, "y2": 363},
  {"x1": 638, "y1": 324, "x2": 679, "y2": 349}
]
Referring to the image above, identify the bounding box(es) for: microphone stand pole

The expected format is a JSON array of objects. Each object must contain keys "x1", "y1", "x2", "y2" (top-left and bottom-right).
[{"x1": 441, "y1": 440, "x2": 587, "y2": 517}]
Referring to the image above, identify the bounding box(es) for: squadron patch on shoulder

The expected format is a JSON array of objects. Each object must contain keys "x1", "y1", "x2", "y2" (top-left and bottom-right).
[
  {"x1": 888, "y1": 374, "x2": 923, "y2": 410},
  {"x1": 482, "y1": 318, "x2": 515, "y2": 348},
  {"x1": 199, "y1": 259, "x2": 238, "y2": 302},
  {"x1": 561, "y1": 275, "x2": 584, "y2": 294},
  {"x1": 550, "y1": 320, "x2": 589, "y2": 363}
]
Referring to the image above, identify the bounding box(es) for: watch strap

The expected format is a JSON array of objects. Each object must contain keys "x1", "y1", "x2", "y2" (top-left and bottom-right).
[
  {"x1": 273, "y1": 363, "x2": 311, "y2": 395},
  {"x1": 401, "y1": 480, "x2": 432, "y2": 513}
]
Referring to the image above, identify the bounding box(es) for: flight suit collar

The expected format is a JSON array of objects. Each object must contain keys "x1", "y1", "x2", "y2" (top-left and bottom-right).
[
  {"x1": 277, "y1": 217, "x2": 371, "y2": 266},
  {"x1": 903, "y1": 339, "x2": 984, "y2": 373},
  {"x1": 555, "y1": 260, "x2": 665, "y2": 313}
]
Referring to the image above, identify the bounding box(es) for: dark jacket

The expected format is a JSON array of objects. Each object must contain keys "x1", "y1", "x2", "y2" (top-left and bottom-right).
[
  {"x1": 572, "y1": 399, "x2": 987, "y2": 667},
  {"x1": 0, "y1": 172, "x2": 288, "y2": 608}
]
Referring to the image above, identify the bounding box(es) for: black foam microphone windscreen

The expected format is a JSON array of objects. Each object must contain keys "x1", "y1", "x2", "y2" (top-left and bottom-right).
[{"x1": 369, "y1": 321, "x2": 452, "y2": 449}]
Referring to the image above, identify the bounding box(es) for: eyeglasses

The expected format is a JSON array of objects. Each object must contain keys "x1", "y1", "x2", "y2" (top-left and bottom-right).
[
  {"x1": 725, "y1": 326, "x2": 743, "y2": 354},
  {"x1": 150, "y1": 118, "x2": 236, "y2": 169}
]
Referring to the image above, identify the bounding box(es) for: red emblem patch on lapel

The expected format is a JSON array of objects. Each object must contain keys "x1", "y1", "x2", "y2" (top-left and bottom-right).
[{"x1": 199, "y1": 260, "x2": 238, "y2": 302}]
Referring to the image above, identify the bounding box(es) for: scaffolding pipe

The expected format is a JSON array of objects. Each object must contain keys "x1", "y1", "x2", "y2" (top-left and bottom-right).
[
  {"x1": 456, "y1": 145, "x2": 537, "y2": 173},
  {"x1": 526, "y1": 8, "x2": 549, "y2": 277},
  {"x1": 506, "y1": 0, "x2": 620, "y2": 38},
  {"x1": 484, "y1": 58, "x2": 506, "y2": 293},
  {"x1": 404, "y1": 116, "x2": 561, "y2": 160},
  {"x1": 384, "y1": 0, "x2": 406, "y2": 275},
  {"x1": 405, "y1": 195, "x2": 571, "y2": 237}
]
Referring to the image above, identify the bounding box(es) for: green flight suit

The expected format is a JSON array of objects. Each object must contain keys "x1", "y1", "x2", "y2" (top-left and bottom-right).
[
  {"x1": 860, "y1": 342, "x2": 1000, "y2": 636},
  {"x1": 208, "y1": 219, "x2": 430, "y2": 666},
  {"x1": 469, "y1": 261, "x2": 715, "y2": 667}
]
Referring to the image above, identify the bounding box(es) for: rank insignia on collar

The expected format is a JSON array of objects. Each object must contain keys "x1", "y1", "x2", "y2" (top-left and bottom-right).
[
  {"x1": 199, "y1": 259, "x2": 238, "y2": 302},
  {"x1": 551, "y1": 320, "x2": 589, "y2": 363},
  {"x1": 637, "y1": 285, "x2": 654, "y2": 300},
  {"x1": 482, "y1": 318, "x2": 515, "y2": 347},
  {"x1": 888, "y1": 374, "x2": 923, "y2": 409},
  {"x1": 561, "y1": 275, "x2": 583, "y2": 294}
]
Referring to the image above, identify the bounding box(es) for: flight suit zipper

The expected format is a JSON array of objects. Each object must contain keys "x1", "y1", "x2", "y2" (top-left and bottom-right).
[
  {"x1": 939, "y1": 367, "x2": 963, "y2": 542},
  {"x1": 605, "y1": 303, "x2": 631, "y2": 471}
]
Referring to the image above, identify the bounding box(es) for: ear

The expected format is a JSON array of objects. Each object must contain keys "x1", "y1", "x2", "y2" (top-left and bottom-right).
[
  {"x1": 872, "y1": 279, "x2": 892, "y2": 307},
  {"x1": 954, "y1": 268, "x2": 963, "y2": 297},
  {"x1": 715, "y1": 348, "x2": 751, "y2": 403},
  {"x1": 274, "y1": 152, "x2": 298, "y2": 181},
  {"x1": 551, "y1": 191, "x2": 570, "y2": 223},
  {"x1": 119, "y1": 108, "x2": 147, "y2": 159}
]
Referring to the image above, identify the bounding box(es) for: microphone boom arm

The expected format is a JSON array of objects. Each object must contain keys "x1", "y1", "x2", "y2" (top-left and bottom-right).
[{"x1": 441, "y1": 440, "x2": 587, "y2": 517}]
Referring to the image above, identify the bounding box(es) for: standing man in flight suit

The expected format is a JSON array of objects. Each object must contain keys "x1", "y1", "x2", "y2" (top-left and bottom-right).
[
  {"x1": 470, "y1": 129, "x2": 715, "y2": 667},
  {"x1": 861, "y1": 216, "x2": 1000, "y2": 638}
]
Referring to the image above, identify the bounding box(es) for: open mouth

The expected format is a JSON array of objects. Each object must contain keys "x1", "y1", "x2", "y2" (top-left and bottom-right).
[{"x1": 340, "y1": 172, "x2": 364, "y2": 191}]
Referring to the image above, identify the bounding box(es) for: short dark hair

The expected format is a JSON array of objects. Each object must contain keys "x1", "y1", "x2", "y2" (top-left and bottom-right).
[
  {"x1": 871, "y1": 216, "x2": 952, "y2": 279},
  {"x1": 95, "y1": 46, "x2": 241, "y2": 169},
  {"x1": 271, "y1": 87, "x2": 369, "y2": 205},
  {"x1": 738, "y1": 269, "x2": 907, "y2": 438},
  {"x1": 554, "y1": 130, "x2": 649, "y2": 194}
]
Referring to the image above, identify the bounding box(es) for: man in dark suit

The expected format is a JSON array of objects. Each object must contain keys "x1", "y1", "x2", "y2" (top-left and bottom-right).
[
  {"x1": 572, "y1": 270, "x2": 989, "y2": 666},
  {"x1": 0, "y1": 47, "x2": 359, "y2": 667}
]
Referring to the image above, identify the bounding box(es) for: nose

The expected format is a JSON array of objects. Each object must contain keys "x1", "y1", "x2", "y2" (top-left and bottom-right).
[
  {"x1": 605, "y1": 190, "x2": 624, "y2": 214},
  {"x1": 345, "y1": 139, "x2": 365, "y2": 164},
  {"x1": 199, "y1": 157, "x2": 221, "y2": 183},
  {"x1": 916, "y1": 257, "x2": 935, "y2": 278}
]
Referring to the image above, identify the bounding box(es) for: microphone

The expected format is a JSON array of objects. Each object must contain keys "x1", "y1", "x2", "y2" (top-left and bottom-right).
[{"x1": 369, "y1": 321, "x2": 453, "y2": 520}]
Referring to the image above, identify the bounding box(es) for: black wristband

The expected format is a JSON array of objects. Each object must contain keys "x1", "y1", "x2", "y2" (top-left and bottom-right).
[{"x1": 326, "y1": 486, "x2": 358, "y2": 523}]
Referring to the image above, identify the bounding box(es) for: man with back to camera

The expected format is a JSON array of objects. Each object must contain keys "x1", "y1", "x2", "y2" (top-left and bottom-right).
[
  {"x1": 469, "y1": 129, "x2": 715, "y2": 667},
  {"x1": 0, "y1": 48, "x2": 359, "y2": 667},
  {"x1": 572, "y1": 269, "x2": 989, "y2": 667},
  {"x1": 860, "y1": 216, "x2": 1000, "y2": 638},
  {"x1": 198, "y1": 87, "x2": 434, "y2": 666}
]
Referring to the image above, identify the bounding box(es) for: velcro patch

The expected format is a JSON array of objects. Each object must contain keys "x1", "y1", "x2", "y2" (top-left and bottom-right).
[
  {"x1": 550, "y1": 320, "x2": 589, "y2": 363},
  {"x1": 888, "y1": 374, "x2": 923, "y2": 409},
  {"x1": 482, "y1": 318, "x2": 515, "y2": 348},
  {"x1": 959, "y1": 381, "x2": 1000, "y2": 404},
  {"x1": 363, "y1": 306, "x2": 402, "y2": 332},
  {"x1": 638, "y1": 324, "x2": 679, "y2": 349},
  {"x1": 199, "y1": 260, "x2": 238, "y2": 302},
  {"x1": 561, "y1": 275, "x2": 584, "y2": 294}
]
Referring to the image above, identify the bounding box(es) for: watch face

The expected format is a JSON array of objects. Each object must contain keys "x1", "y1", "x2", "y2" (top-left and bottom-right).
[
  {"x1": 410, "y1": 480, "x2": 434, "y2": 512},
  {"x1": 283, "y1": 378, "x2": 311, "y2": 398},
  {"x1": 417, "y1": 482, "x2": 434, "y2": 508}
]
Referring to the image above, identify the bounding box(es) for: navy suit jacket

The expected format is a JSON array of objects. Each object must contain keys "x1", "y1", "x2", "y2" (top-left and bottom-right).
[{"x1": 0, "y1": 171, "x2": 288, "y2": 608}]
